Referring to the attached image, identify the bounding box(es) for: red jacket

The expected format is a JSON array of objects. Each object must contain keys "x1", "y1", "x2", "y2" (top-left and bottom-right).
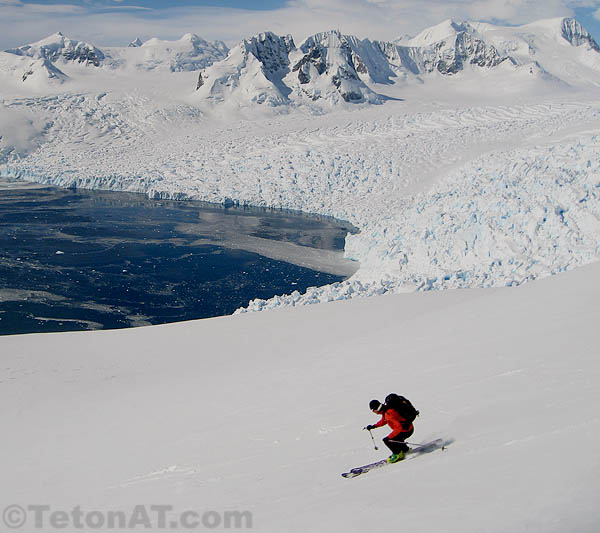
[{"x1": 373, "y1": 407, "x2": 413, "y2": 439}]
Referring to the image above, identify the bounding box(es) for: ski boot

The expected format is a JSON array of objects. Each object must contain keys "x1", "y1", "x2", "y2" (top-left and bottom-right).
[{"x1": 388, "y1": 451, "x2": 405, "y2": 463}]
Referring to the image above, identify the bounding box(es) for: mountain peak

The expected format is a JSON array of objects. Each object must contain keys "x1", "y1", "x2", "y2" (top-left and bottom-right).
[
  {"x1": 300, "y1": 29, "x2": 346, "y2": 50},
  {"x1": 130, "y1": 34, "x2": 228, "y2": 72},
  {"x1": 34, "y1": 32, "x2": 68, "y2": 46},
  {"x1": 5, "y1": 33, "x2": 104, "y2": 67},
  {"x1": 241, "y1": 31, "x2": 294, "y2": 49},
  {"x1": 239, "y1": 31, "x2": 296, "y2": 65},
  {"x1": 180, "y1": 33, "x2": 203, "y2": 43},
  {"x1": 561, "y1": 17, "x2": 600, "y2": 51},
  {"x1": 408, "y1": 18, "x2": 470, "y2": 46}
]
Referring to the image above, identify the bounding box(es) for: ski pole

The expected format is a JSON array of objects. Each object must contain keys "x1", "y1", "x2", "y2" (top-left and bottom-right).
[{"x1": 368, "y1": 429, "x2": 378, "y2": 450}]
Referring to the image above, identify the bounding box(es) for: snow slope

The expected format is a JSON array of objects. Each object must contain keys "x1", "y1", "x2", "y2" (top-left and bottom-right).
[{"x1": 1, "y1": 262, "x2": 599, "y2": 532}]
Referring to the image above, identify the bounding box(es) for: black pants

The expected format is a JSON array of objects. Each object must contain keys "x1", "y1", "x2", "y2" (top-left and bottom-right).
[{"x1": 383, "y1": 428, "x2": 414, "y2": 454}]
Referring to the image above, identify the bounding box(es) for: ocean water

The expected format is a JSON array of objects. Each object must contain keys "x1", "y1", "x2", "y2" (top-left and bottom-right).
[{"x1": 0, "y1": 182, "x2": 356, "y2": 335}]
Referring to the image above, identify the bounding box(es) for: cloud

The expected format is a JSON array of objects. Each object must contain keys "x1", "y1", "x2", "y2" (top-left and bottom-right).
[
  {"x1": 0, "y1": 0, "x2": 84, "y2": 13},
  {"x1": 0, "y1": 0, "x2": 597, "y2": 50}
]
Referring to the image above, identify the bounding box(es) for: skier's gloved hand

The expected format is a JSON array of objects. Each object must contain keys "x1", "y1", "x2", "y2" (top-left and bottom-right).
[{"x1": 364, "y1": 425, "x2": 375, "y2": 431}]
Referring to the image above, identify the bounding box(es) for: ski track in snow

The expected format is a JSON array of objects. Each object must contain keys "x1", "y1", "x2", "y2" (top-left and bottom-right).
[{"x1": 2, "y1": 93, "x2": 600, "y2": 312}]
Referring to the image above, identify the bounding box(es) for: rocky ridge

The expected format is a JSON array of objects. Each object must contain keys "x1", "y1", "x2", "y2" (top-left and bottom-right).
[{"x1": 197, "y1": 17, "x2": 599, "y2": 106}]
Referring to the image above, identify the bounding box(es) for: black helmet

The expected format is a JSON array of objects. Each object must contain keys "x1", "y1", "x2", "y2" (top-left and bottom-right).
[{"x1": 369, "y1": 399, "x2": 382, "y2": 411}]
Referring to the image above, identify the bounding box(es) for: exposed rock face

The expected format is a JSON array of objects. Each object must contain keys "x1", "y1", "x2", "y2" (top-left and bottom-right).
[
  {"x1": 561, "y1": 18, "x2": 600, "y2": 51},
  {"x1": 61, "y1": 43, "x2": 104, "y2": 66},
  {"x1": 201, "y1": 19, "x2": 600, "y2": 106},
  {"x1": 289, "y1": 24, "x2": 506, "y2": 91},
  {"x1": 195, "y1": 32, "x2": 297, "y2": 106},
  {"x1": 6, "y1": 32, "x2": 105, "y2": 67},
  {"x1": 418, "y1": 32, "x2": 507, "y2": 75},
  {"x1": 291, "y1": 30, "x2": 381, "y2": 103},
  {"x1": 293, "y1": 46, "x2": 327, "y2": 83},
  {"x1": 6, "y1": 18, "x2": 597, "y2": 107},
  {"x1": 241, "y1": 32, "x2": 295, "y2": 82}
]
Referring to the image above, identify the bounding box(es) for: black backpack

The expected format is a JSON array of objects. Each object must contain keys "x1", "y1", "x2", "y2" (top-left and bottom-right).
[{"x1": 385, "y1": 393, "x2": 419, "y2": 424}]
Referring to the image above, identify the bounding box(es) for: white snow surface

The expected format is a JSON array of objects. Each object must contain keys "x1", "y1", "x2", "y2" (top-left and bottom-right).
[
  {"x1": 1, "y1": 17, "x2": 600, "y2": 313},
  {"x1": 1, "y1": 262, "x2": 599, "y2": 532}
]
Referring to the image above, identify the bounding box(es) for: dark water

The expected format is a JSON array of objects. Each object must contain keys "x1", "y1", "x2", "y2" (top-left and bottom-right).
[{"x1": 0, "y1": 184, "x2": 355, "y2": 335}]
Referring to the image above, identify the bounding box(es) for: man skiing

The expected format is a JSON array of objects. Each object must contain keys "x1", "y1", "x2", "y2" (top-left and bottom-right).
[{"x1": 365, "y1": 399, "x2": 415, "y2": 463}]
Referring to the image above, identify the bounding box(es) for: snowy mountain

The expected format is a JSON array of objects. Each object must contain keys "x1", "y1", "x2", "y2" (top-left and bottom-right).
[
  {"x1": 288, "y1": 30, "x2": 383, "y2": 103},
  {"x1": 1, "y1": 17, "x2": 598, "y2": 101},
  {"x1": 558, "y1": 17, "x2": 598, "y2": 50},
  {"x1": 110, "y1": 33, "x2": 229, "y2": 72},
  {"x1": 409, "y1": 29, "x2": 507, "y2": 74},
  {"x1": 467, "y1": 18, "x2": 600, "y2": 84},
  {"x1": 196, "y1": 32, "x2": 295, "y2": 105},
  {"x1": 6, "y1": 31, "x2": 105, "y2": 67},
  {"x1": 0, "y1": 32, "x2": 105, "y2": 88},
  {"x1": 0, "y1": 31, "x2": 229, "y2": 89},
  {"x1": 194, "y1": 17, "x2": 600, "y2": 107},
  {"x1": 196, "y1": 30, "x2": 382, "y2": 105}
]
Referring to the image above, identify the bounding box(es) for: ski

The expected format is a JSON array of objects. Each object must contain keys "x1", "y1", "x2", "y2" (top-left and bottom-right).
[
  {"x1": 341, "y1": 459, "x2": 388, "y2": 478},
  {"x1": 341, "y1": 439, "x2": 446, "y2": 478}
]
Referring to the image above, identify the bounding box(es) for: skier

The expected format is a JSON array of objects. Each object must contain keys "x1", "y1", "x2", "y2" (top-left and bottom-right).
[{"x1": 364, "y1": 399, "x2": 414, "y2": 463}]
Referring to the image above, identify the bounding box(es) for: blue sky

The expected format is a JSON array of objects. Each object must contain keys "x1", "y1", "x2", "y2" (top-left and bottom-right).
[
  {"x1": 1, "y1": 0, "x2": 599, "y2": 49},
  {"x1": 572, "y1": 5, "x2": 600, "y2": 40}
]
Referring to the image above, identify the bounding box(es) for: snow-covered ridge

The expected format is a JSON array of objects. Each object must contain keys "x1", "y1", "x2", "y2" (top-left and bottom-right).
[
  {"x1": 0, "y1": 32, "x2": 106, "y2": 87},
  {"x1": 196, "y1": 32, "x2": 295, "y2": 105},
  {"x1": 2, "y1": 17, "x2": 599, "y2": 98},
  {"x1": 196, "y1": 25, "x2": 509, "y2": 105},
  {"x1": 194, "y1": 17, "x2": 600, "y2": 107},
  {"x1": 197, "y1": 26, "x2": 508, "y2": 105},
  {"x1": 6, "y1": 31, "x2": 104, "y2": 66},
  {"x1": 290, "y1": 30, "x2": 382, "y2": 103},
  {"x1": 121, "y1": 33, "x2": 229, "y2": 72},
  {"x1": 0, "y1": 31, "x2": 229, "y2": 88},
  {"x1": 196, "y1": 30, "x2": 383, "y2": 105}
]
